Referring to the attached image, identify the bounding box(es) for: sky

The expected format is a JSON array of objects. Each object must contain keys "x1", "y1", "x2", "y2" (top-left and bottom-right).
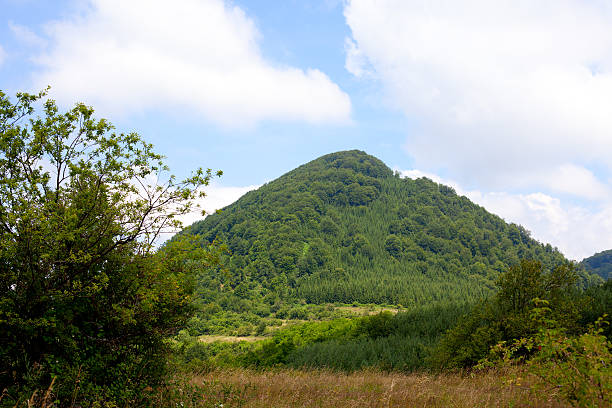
[{"x1": 1, "y1": 0, "x2": 612, "y2": 260}]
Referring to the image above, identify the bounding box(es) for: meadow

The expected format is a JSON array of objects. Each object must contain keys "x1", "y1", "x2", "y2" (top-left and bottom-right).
[{"x1": 152, "y1": 367, "x2": 569, "y2": 408}]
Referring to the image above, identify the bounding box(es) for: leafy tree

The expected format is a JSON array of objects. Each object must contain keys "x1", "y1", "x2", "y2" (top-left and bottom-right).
[
  {"x1": 0, "y1": 89, "x2": 220, "y2": 405},
  {"x1": 580, "y1": 280, "x2": 612, "y2": 339},
  {"x1": 384, "y1": 234, "x2": 404, "y2": 258},
  {"x1": 431, "y1": 260, "x2": 584, "y2": 369}
]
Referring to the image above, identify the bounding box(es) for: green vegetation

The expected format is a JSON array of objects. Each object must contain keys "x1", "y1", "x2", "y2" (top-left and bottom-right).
[
  {"x1": 172, "y1": 149, "x2": 610, "y2": 407},
  {"x1": 283, "y1": 303, "x2": 470, "y2": 371},
  {"x1": 581, "y1": 280, "x2": 612, "y2": 339},
  {"x1": 1, "y1": 89, "x2": 608, "y2": 407},
  {"x1": 176, "y1": 261, "x2": 610, "y2": 372},
  {"x1": 434, "y1": 261, "x2": 612, "y2": 406},
  {"x1": 519, "y1": 315, "x2": 611, "y2": 407},
  {"x1": 173, "y1": 260, "x2": 612, "y2": 406},
  {"x1": 582, "y1": 249, "x2": 612, "y2": 280},
  {"x1": 477, "y1": 302, "x2": 611, "y2": 407},
  {"x1": 175, "y1": 302, "x2": 471, "y2": 372},
  {"x1": 0, "y1": 90, "x2": 221, "y2": 406},
  {"x1": 430, "y1": 260, "x2": 587, "y2": 369},
  {"x1": 183, "y1": 150, "x2": 601, "y2": 336},
  {"x1": 187, "y1": 150, "x2": 569, "y2": 306}
]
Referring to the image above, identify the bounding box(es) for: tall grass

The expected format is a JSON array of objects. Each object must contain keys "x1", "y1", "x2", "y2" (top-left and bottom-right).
[
  {"x1": 152, "y1": 367, "x2": 569, "y2": 408},
  {"x1": 10, "y1": 367, "x2": 570, "y2": 407}
]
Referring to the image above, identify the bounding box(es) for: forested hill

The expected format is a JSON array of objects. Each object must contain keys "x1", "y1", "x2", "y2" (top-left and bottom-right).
[
  {"x1": 185, "y1": 150, "x2": 593, "y2": 306},
  {"x1": 581, "y1": 249, "x2": 612, "y2": 280}
]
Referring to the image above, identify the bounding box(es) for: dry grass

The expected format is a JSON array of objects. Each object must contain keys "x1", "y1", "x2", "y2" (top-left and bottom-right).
[
  {"x1": 198, "y1": 335, "x2": 266, "y2": 343},
  {"x1": 170, "y1": 367, "x2": 569, "y2": 408},
  {"x1": 333, "y1": 305, "x2": 402, "y2": 316}
]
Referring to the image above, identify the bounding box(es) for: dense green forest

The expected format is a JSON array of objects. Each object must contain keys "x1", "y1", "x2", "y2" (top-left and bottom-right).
[
  {"x1": 175, "y1": 261, "x2": 611, "y2": 377},
  {"x1": 582, "y1": 249, "x2": 612, "y2": 280},
  {"x1": 183, "y1": 150, "x2": 599, "y2": 335}
]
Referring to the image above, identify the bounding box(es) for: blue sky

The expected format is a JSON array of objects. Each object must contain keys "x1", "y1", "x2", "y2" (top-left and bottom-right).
[{"x1": 2, "y1": 0, "x2": 612, "y2": 260}]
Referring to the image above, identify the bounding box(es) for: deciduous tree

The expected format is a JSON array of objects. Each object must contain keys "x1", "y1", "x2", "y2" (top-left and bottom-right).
[{"x1": 0, "y1": 89, "x2": 220, "y2": 404}]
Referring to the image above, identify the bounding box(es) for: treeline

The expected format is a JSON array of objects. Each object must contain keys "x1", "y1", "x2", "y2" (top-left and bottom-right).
[{"x1": 430, "y1": 260, "x2": 609, "y2": 368}]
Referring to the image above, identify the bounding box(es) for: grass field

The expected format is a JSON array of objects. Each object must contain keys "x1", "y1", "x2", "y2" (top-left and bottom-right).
[
  {"x1": 155, "y1": 367, "x2": 569, "y2": 408},
  {"x1": 198, "y1": 335, "x2": 267, "y2": 343}
]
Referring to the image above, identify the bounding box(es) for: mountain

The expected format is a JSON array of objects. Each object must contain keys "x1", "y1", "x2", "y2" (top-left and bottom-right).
[
  {"x1": 581, "y1": 249, "x2": 612, "y2": 280},
  {"x1": 185, "y1": 150, "x2": 591, "y2": 307}
]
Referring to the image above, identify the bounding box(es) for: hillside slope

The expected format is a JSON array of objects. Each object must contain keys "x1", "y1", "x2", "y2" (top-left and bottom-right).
[
  {"x1": 185, "y1": 150, "x2": 589, "y2": 307},
  {"x1": 581, "y1": 249, "x2": 612, "y2": 280}
]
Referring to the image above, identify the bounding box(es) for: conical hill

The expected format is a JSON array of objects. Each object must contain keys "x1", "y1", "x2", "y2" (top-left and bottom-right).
[{"x1": 185, "y1": 150, "x2": 579, "y2": 306}]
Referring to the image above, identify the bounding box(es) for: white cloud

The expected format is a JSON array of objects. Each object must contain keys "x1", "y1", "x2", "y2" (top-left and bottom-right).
[
  {"x1": 32, "y1": 0, "x2": 351, "y2": 126},
  {"x1": 345, "y1": 0, "x2": 612, "y2": 196},
  {"x1": 534, "y1": 164, "x2": 611, "y2": 201},
  {"x1": 399, "y1": 169, "x2": 612, "y2": 261},
  {"x1": 175, "y1": 182, "x2": 259, "y2": 231},
  {"x1": 470, "y1": 191, "x2": 612, "y2": 262},
  {"x1": 9, "y1": 21, "x2": 46, "y2": 48},
  {"x1": 344, "y1": 38, "x2": 372, "y2": 78}
]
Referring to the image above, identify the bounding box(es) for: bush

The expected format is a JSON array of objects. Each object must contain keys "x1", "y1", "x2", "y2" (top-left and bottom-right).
[{"x1": 480, "y1": 303, "x2": 611, "y2": 407}]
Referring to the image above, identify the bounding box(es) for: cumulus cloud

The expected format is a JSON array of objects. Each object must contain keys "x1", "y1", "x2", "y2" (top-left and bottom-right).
[
  {"x1": 345, "y1": 0, "x2": 612, "y2": 196},
  {"x1": 470, "y1": 192, "x2": 612, "y2": 262},
  {"x1": 399, "y1": 169, "x2": 612, "y2": 261},
  {"x1": 32, "y1": 0, "x2": 351, "y2": 126}
]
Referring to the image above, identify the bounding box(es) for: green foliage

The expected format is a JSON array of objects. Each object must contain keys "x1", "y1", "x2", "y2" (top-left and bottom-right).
[
  {"x1": 184, "y1": 150, "x2": 578, "y2": 316},
  {"x1": 581, "y1": 280, "x2": 612, "y2": 339},
  {"x1": 582, "y1": 249, "x2": 612, "y2": 280},
  {"x1": 527, "y1": 318, "x2": 611, "y2": 407},
  {"x1": 479, "y1": 303, "x2": 611, "y2": 407},
  {"x1": 431, "y1": 260, "x2": 585, "y2": 369},
  {"x1": 286, "y1": 304, "x2": 471, "y2": 371},
  {"x1": 175, "y1": 303, "x2": 470, "y2": 372},
  {"x1": 242, "y1": 318, "x2": 359, "y2": 367},
  {"x1": 0, "y1": 89, "x2": 220, "y2": 406}
]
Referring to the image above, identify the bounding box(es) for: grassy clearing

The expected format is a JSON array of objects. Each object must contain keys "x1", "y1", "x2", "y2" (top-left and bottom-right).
[
  {"x1": 154, "y1": 367, "x2": 569, "y2": 408},
  {"x1": 333, "y1": 305, "x2": 403, "y2": 316},
  {"x1": 198, "y1": 335, "x2": 266, "y2": 343}
]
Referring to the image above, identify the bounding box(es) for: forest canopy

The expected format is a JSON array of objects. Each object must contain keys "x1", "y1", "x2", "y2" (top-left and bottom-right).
[
  {"x1": 184, "y1": 150, "x2": 599, "y2": 318},
  {"x1": 582, "y1": 249, "x2": 612, "y2": 280}
]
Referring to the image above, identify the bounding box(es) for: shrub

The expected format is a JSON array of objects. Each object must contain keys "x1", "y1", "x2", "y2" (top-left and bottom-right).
[{"x1": 480, "y1": 303, "x2": 611, "y2": 407}]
